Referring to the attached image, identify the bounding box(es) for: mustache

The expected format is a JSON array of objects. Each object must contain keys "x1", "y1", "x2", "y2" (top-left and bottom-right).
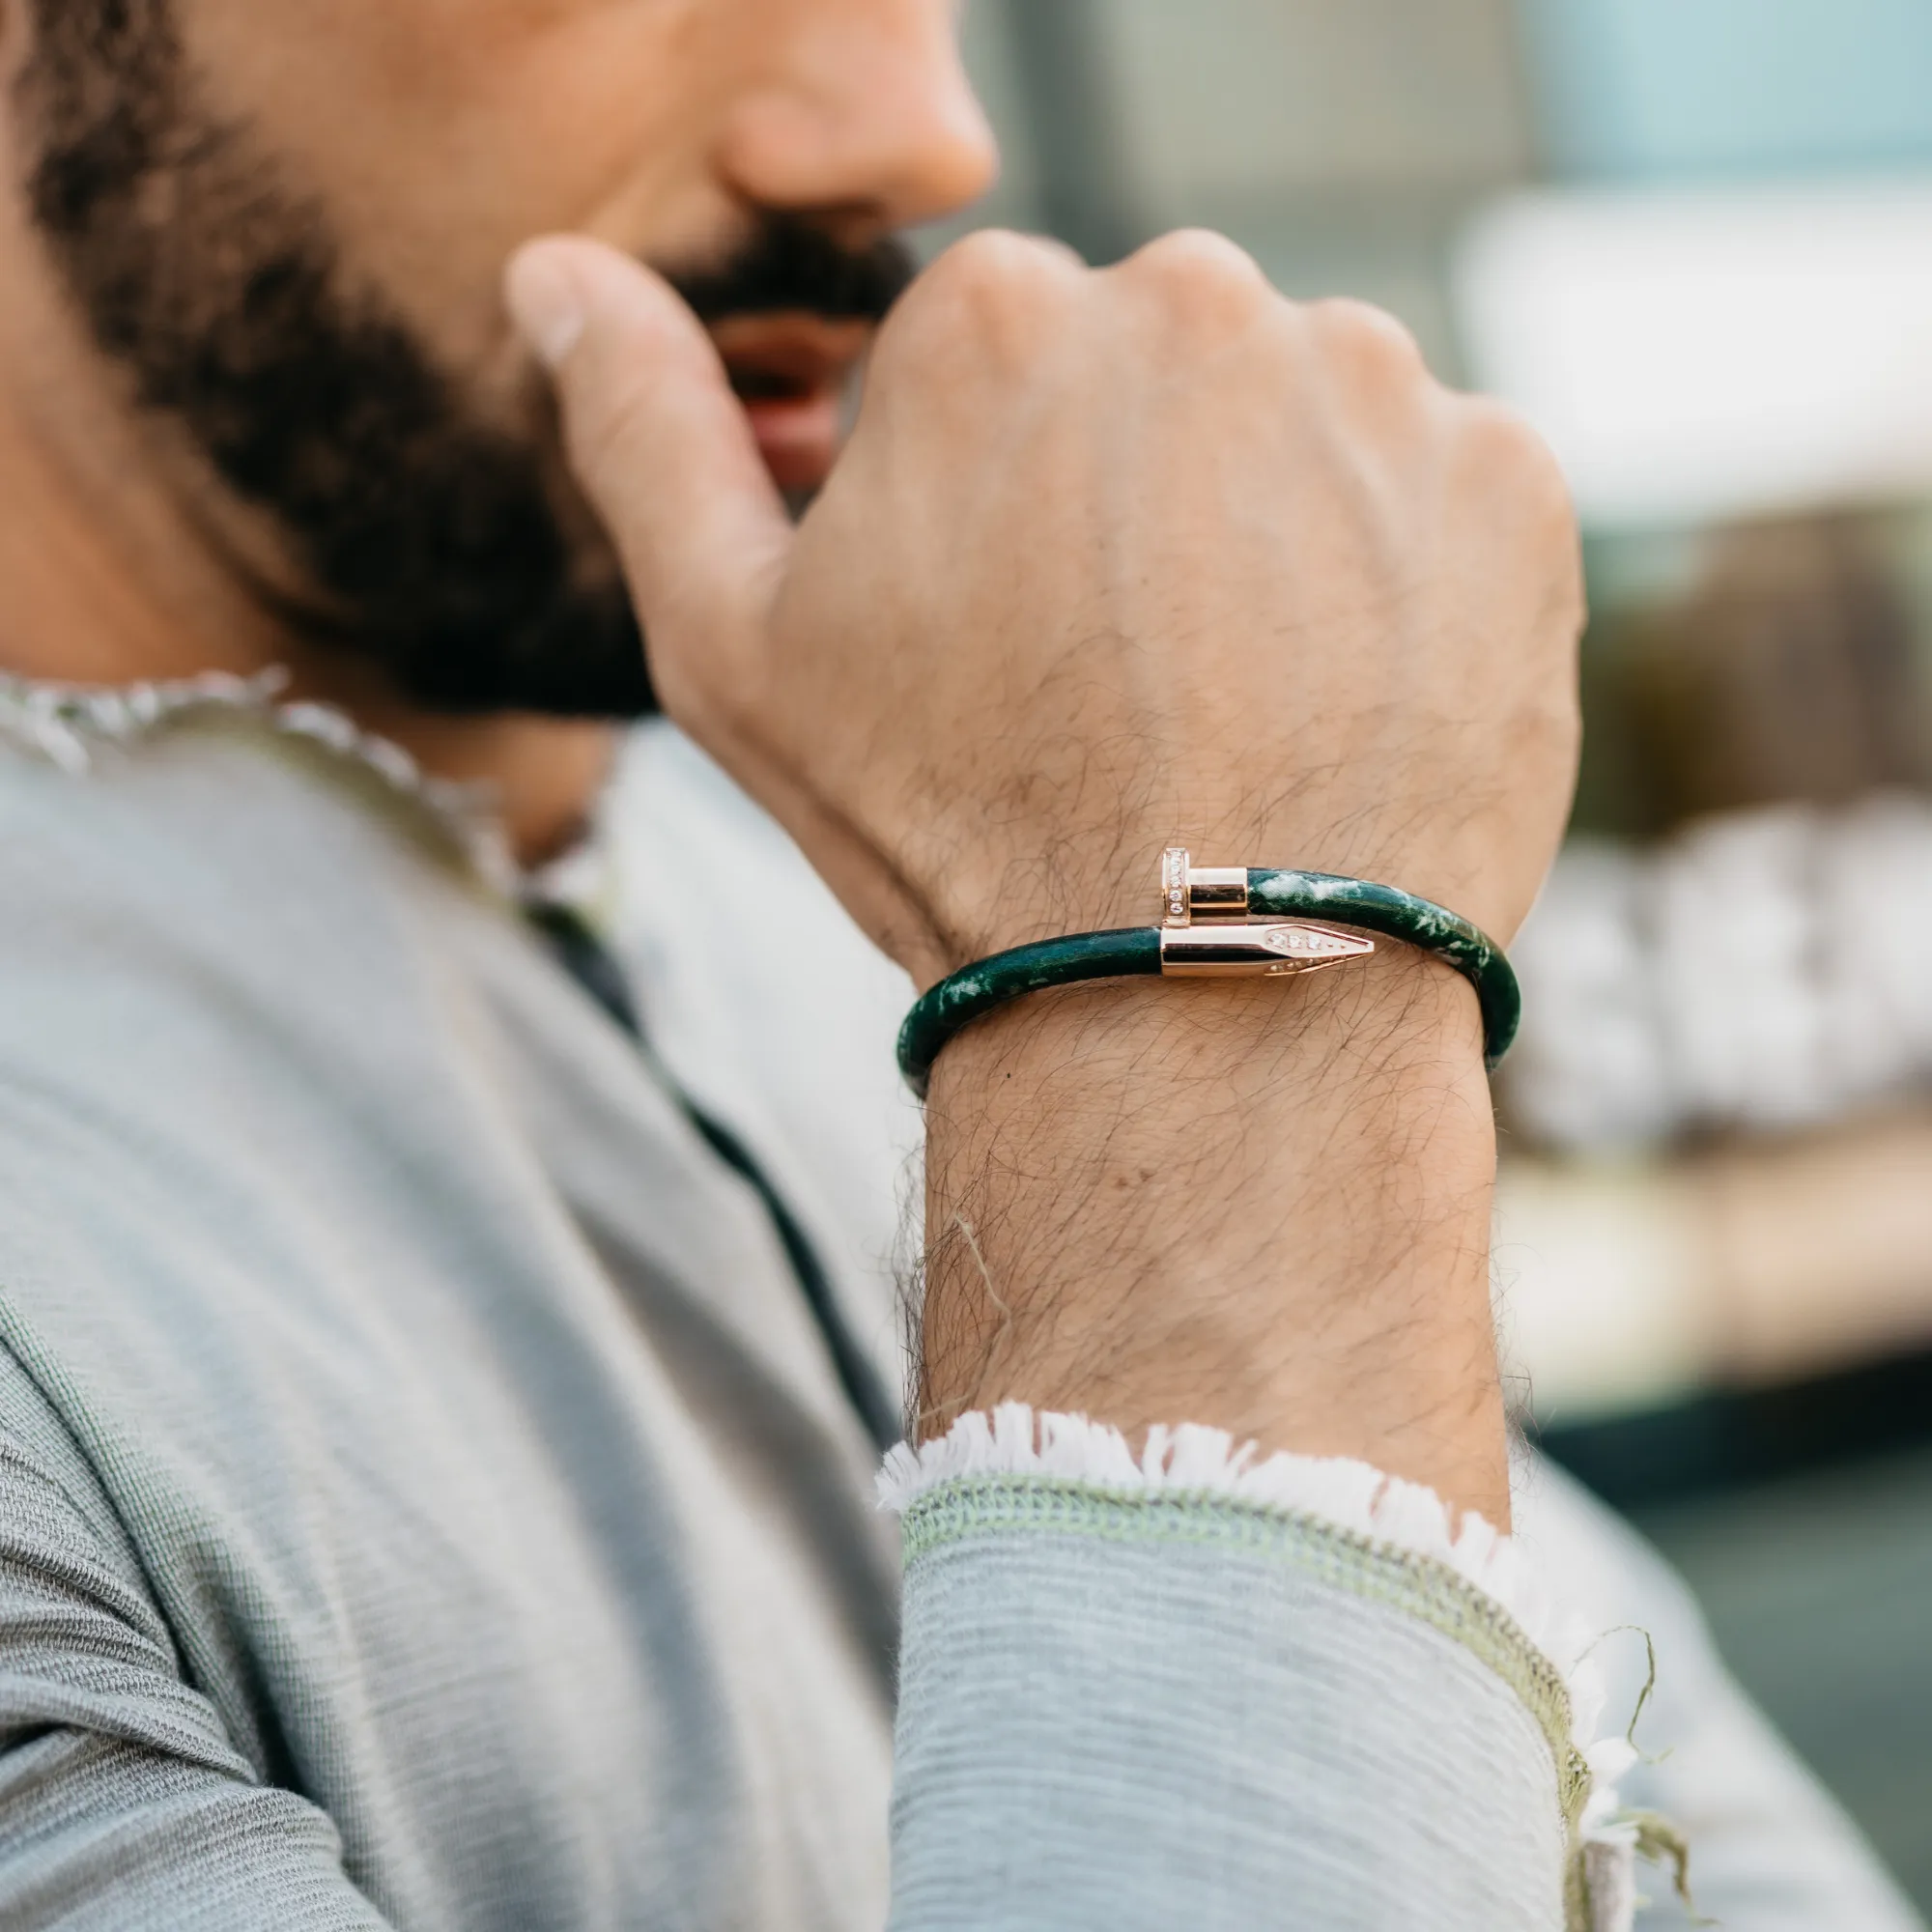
[{"x1": 659, "y1": 211, "x2": 919, "y2": 327}]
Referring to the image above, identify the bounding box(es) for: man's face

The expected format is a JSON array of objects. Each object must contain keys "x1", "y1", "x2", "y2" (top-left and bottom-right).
[{"x1": 10, "y1": 0, "x2": 994, "y2": 714}]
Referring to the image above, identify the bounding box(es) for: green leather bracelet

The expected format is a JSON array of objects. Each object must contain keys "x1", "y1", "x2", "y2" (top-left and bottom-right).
[
  {"x1": 896, "y1": 863, "x2": 1519, "y2": 1098},
  {"x1": 898, "y1": 928, "x2": 1159, "y2": 1099},
  {"x1": 1244, "y1": 868, "x2": 1520, "y2": 1071}
]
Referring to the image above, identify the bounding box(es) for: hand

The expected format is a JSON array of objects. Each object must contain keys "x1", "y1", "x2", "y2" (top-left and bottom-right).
[
  {"x1": 508, "y1": 228, "x2": 1585, "y2": 1520},
  {"x1": 507, "y1": 230, "x2": 1581, "y2": 999}
]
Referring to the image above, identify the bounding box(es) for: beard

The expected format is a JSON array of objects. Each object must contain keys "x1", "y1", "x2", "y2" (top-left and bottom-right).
[{"x1": 16, "y1": 0, "x2": 916, "y2": 717}]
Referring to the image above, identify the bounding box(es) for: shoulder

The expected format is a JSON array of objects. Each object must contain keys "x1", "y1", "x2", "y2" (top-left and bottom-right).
[{"x1": 0, "y1": 724, "x2": 525, "y2": 1422}]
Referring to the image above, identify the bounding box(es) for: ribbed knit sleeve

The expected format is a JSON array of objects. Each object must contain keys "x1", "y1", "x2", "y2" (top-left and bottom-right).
[{"x1": 882, "y1": 1408, "x2": 1636, "y2": 1932}]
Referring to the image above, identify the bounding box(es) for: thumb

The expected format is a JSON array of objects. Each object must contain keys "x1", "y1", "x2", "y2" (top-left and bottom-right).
[{"x1": 504, "y1": 235, "x2": 792, "y2": 715}]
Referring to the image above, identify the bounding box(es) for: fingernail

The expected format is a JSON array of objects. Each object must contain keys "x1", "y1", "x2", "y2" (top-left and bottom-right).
[{"x1": 506, "y1": 243, "x2": 587, "y2": 369}]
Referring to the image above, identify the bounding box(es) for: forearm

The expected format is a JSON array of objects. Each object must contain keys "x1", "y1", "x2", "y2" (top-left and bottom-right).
[
  {"x1": 527, "y1": 220, "x2": 1605, "y2": 1922},
  {"x1": 919, "y1": 947, "x2": 1509, "y2": 1523},
  {"x1": 884, "y1": 959, "x2": 1630, "y2": 1928}
]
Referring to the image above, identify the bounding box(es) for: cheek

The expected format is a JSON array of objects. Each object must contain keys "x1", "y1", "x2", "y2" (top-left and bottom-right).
[{"x1": 184, "y1": 0, "x2": 733, "y2": 367}]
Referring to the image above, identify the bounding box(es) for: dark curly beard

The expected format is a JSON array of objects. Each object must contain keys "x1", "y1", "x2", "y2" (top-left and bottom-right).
[{"x1": 15, "y1": 0, "x2": 914, "y2": 717}]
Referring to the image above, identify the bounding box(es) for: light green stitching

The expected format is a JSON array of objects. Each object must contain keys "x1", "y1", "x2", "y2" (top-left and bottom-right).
[{"x1": 902, "y1": 1477, "x2": 1585, "y2": 1819}]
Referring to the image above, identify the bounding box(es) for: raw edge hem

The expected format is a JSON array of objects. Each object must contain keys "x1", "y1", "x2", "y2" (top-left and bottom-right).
[{"x1": 882, "y1": 1405, "x2": 1645, "y2": 1932}]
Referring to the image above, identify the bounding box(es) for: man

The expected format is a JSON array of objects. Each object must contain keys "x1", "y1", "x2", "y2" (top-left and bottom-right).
[{"x1": 0, "y1": 1, "x2": 1916, "y2": 1926}]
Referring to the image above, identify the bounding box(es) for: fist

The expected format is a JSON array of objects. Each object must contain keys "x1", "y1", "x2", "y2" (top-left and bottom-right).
[{"x1": 511, "y1": 228, "x2": 1583, "y2": 996}]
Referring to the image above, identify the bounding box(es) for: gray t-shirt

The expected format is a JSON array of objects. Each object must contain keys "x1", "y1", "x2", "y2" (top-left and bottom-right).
[
  {"x1": 0, "y1": 718, "x2": 899, "y2": 1927},
  {"x1": 0, "y1": 692, "x2": 1916, "y2": 1931}
]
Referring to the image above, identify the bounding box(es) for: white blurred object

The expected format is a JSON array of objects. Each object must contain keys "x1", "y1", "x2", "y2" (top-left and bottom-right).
[
  {"x1": 1505, "y1": 794, "x2": 1932, "y2": 1151},
  {"x1": 1815, "y1": 794, "x2": 1932, "y2": 1086},
  {"x1": 1457, "y1": 181, "x2": 1932, "y2": 528},
  {"x1": 1493, "y1": 1158, "x2": 1707, "y2": 1420},
  {"x1": 1504, "y1": 842, "x2": 1674, "y2": 1148},
  {"x1": 1656, "y1": 810, "x2": 1827, "y2": 1131}
]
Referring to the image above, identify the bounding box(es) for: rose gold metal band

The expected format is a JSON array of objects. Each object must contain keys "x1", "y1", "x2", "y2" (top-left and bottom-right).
[
  {"x1": 1158, "y1": 923, "x2": 1376, "y2": 978},
  {"x1": 1160, "y1": 847, "x2": 1251, "y2": 925},
  {"x1": 1157, "y1": 846, "x2": 1377, "y2": 977}
]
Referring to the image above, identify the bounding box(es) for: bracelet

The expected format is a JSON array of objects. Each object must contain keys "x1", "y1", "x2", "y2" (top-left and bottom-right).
[
  {"x1": 896, "y1": 849, "x2": 1520, "y2": 1097},
  {"x1": 1241, "y1": 867, "x2": 1520, "y2": 1072}
]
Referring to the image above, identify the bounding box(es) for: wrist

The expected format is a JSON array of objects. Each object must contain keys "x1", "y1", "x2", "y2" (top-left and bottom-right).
[
  {"x1": 920, "y1": 947, "x2": 1509, "y2": 1523},
  {"x1": 902, "y1": 857, "x2": 1520, "y2": 1096}
]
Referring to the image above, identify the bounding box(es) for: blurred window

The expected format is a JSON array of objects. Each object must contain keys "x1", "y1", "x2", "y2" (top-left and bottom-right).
[{"x1": 1522, "y1": 0, "x2": 1932, "y2": 181}]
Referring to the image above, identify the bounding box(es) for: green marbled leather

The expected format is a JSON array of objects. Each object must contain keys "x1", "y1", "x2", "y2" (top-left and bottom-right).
[
  {"x1": 896, "y1": 927, "x2": 1161, "y2": 1097},
  {"x1": 897, "y1": 876, "x2": 1520, "y2": 1096},
  {"x1": 1245, "y1": 868, "x2": 1520, "y2": 1068}
]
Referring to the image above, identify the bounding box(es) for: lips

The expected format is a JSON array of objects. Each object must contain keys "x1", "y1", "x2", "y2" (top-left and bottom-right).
[{"x1": 709, "y1": 312, "x2": 872, "y2": 497}]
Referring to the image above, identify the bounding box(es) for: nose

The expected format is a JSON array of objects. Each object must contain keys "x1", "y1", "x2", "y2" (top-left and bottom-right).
[{"x1": 716, "y1": 0, "x2": 1000, "y2": 236}]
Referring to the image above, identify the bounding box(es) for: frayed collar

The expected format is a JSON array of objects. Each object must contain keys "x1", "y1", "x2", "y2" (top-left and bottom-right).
[{"x1": 0, "y1": 666, "x2": 514, "y2": 889}]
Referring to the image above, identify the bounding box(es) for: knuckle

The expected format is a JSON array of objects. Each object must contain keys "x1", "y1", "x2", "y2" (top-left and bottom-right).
[
  {"x1": 1121, "y1": 228, "x2": 1271, "y2": 325},
  {"x1": 923, "y1": 227, "x2": 1077, "y2": 309},
  {"x1": 1454, "y1": 398, "x2": 1586, "y2": 625},
  {"x1": 886, "y1": 228, "x2": 1080, "y2": 365},
  {"x1": 1308, "y1": 297, "x2": 1428, "y2": 380},
  {"x1": 1132, "y1": 227, "x2": 1264, "y2": 281},
  {"x1": 1461, "y1": 396, "x2": 1574, "y2": 515}
]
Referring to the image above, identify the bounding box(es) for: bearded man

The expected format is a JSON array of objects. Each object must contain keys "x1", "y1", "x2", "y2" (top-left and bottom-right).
[{"x1": 0, "y1": 3, "x2": 1916, "y2": 1928}]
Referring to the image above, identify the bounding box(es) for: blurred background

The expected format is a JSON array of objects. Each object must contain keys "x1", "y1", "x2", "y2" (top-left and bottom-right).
[{"x1": 933, "y1": 0, "x2": 1932, "y2": 1906}]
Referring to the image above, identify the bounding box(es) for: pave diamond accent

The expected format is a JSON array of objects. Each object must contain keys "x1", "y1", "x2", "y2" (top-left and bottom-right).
[
  {"x1": 1259, "y1": 923, "x2": 1377, "y2": 961},
  {"x1": 1161, "y1": 846, "x2": 1191, "y2": 926}
]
